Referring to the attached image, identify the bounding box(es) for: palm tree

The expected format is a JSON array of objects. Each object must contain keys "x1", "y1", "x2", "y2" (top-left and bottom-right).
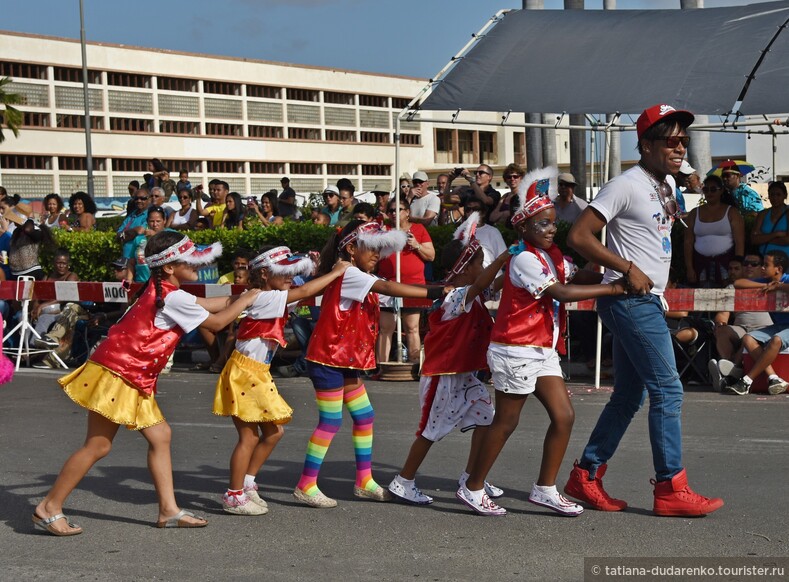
[{"x1": 0, "y1": 76, "x2": 24, "y2": 144}]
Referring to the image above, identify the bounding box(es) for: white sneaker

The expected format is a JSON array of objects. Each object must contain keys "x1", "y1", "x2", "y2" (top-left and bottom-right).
[
  {"x1": 222, "y1": 492, "x2": 268, "y2": 515},
  {"x1": 768, "y1": 377, "x2": 789, "y2": 395},
  {"x1": 244, "y1": 484, "x2": 268, "y2": 509},
  {"x1": 458, "y1": 471, "x2": 504, "y2": 499},
  {"x1": 455, "y1": 485, "x2": 506, "y2": 516},
  {"x1": 388, "y1": 475, "x2": 433, "y2": 505},
  {"x1": 528, "y1": 484, "x2": 584, "y2": 516}
]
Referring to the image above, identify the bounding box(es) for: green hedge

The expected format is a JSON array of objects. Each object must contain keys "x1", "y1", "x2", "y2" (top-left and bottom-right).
[{"x1": 49, "y1": 217, "x2": 751, "y2": 282}]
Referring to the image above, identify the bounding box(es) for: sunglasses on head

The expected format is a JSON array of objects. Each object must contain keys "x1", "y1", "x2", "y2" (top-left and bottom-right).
[{"x1": 656, "y1": 136, "x2": 690, "y2": 149}]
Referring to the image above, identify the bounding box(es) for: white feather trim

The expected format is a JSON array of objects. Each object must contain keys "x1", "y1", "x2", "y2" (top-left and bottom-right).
[
  {"x1": 454, "y1": 211, "x2": 480, "y2": 247},
  {"x1": 516, "y1": 166, "x2": 560, "y2": 213},
  {"x1": 183, "y1": 241, "x2": 223, "y2": 265},
  {"x1": 267, "y1": 255, "x2": 314, "y2": 278},
  {"x1": 358, "y1": 229, "x2": 407, "y2": 258}
]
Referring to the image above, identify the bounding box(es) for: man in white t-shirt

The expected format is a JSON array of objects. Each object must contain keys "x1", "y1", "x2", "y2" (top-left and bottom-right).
[
  {"x1": 552, "y1": 173, "x2": 588, "y2": 224},
  {"x1": 463, "y1": 198, "x2": 506, "y2": 269},
  {"x1": 563, "y1": 104, "x2": 723, "y2": 518},
  {"x1": 408, "y1": 171, "x2": 440, "y2": 226}
]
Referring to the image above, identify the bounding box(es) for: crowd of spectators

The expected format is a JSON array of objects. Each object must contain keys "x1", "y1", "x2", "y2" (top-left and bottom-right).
[{"x1": 0, "y1": 157, "x2": 786, "y2": 391}]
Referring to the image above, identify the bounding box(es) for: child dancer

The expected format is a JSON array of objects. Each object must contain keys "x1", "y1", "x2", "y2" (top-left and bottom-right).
[
  {"x1": 294, "y1": 220, "x2": 446, "y2": 508},
  {"x1": 457, "y1": 168, "x2": 625, "y2": 517},
  {"x1": 33, "y1": 231, "x2": 260, "y2": 535},
  {"x1": 388, "y1": 214, "x2": 509, "y2": 505},
  {"x1": 214, "y1": 246, "x2": 350, "y2": 515}
]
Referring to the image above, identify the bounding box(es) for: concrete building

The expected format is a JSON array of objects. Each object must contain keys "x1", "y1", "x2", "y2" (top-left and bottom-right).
[{"x1": 0, "y1": 31, "x2": 572, "y2": 200}]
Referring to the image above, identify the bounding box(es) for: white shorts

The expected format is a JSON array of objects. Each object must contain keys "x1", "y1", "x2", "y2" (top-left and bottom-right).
[
  {"x1": 487, "y1": 349, "x2": 563, "y2": 395},
  {"x1": 417, "y1": 373, "x2": 494, "y2": 442}
]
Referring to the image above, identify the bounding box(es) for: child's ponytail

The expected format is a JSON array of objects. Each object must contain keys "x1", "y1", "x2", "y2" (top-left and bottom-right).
[{"x1": 317, "y1": 220, "x2": 364, "y2": 276}]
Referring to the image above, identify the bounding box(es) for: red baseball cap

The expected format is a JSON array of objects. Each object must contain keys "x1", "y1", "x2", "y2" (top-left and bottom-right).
[{"x1": 636, "y1": 104, "x2": 694, "y2": 140}]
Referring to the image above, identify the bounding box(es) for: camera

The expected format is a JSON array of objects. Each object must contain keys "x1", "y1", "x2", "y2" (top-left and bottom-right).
[
  {"x1": 453, "y1": 167, "x2": 464, "y2": 176},
  {"x1": 247, "y1": 197, "x2": 257, "y2": 205}
]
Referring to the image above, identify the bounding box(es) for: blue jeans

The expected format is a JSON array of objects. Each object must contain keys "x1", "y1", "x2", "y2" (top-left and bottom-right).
[{"x1": 579, "y1": 294, "x2": 684, "y2": 481}]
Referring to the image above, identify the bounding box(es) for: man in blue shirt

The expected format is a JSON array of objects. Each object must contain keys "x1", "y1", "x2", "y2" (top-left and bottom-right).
[
  {"x1": 116, "y1": 188, "x2": 151, "y2": 258},
  {"x1": 723, "y1": 168, "x2": 763, "y2": 215}
]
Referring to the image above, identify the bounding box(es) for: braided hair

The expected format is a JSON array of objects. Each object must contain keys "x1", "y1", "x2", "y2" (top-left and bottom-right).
[
  {"x1": 130, "y1": 230, "x2": 185, "y2": 308},
  {"x1": 317, "y1": 219, "x2": 364, "y2": 276}
]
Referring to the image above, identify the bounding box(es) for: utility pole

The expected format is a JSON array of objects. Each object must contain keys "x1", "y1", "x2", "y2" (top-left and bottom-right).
[
  {"x1": 79, "y1": 0, "x2": 95, "y2": 198},
  {"x1": 681, "y1": 0, "x2": 712, "y2": 176},
  {"x1": 564, "y1": 0, "x2": 587, "y2": 198},
  {"x1": 523, "y1": 0, "x2": 543, "y2": 170}
]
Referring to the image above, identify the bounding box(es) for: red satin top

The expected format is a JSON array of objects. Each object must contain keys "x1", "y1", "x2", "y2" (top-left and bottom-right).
[
  {"x1": 90, "y1": 280, "x2": 184, "y2": 395},
  {"x1": 490, "y1": 244, "x2": 568, "y2": 355},
  {"x1": 306, "y1": 274, "x2": 379, "y2": 370},
  {"x1": 236, "y1": 316, "x2": 288, "y2": 347}
]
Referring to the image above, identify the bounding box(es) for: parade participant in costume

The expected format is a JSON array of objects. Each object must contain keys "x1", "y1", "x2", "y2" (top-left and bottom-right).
[
  {"x1": 388, "y1": 213, "x2": 509, "y2": 505},
  {"x1": 214, "y1": 246, "x2": 350, "y2": 516},
  {"x1": 33, "y1": 231, "x2": 261, "y2": 536},
  {"x1": 458, "y1": 168, "x2": 626, "y2": 517},
  {"x1": 294, "y1": 220, "x2": 447, "y2": 508}
]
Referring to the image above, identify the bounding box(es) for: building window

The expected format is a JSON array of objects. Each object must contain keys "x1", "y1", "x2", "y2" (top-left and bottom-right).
[
  {"x1": 204, "y1": 97, "x2": 243, "y2": 119},
  {"x1": 287, "y1": 104, "x2": 320, "y2": 124},
  {"x1": 324, "y1": 107, "x2": 356, "y2": 127},
  {"x1": 247, "y1": 101, "x2": 283, "y2": 122},
  {"x1": 361, "y1": 164, "x2": 391, "y2": 176},
  {"x1": 391, "y1": 97, "x2": 410, "y2": 110},
  {"x1": 400, "y1": 133, "x2": 421, "y2": 146},
  {"x1": 205, "y1": 123, "x2": 242, "y2": 136},
  {"x1": 112, "y1": 158, "x2": 148, "y2": 172},
  {"x1": 359, "y1": 95, "x2": 388, "y2": 108},
  {"x1": 435, "y1": 128, "x2": 453, "y2": 164},
  {"x1": 325, "y1": 129, "x2": 356, "y2": 142},
  {"x1": 109, "y1": 117, "x2": 152, "y2": 133},
  {"x1": 291, "y1": 163, "x2": 321, "y2": 175},
  {"x1": 204, "y1": 81, "x2": 241, "y2": 96},
  {"x1": 107, "y1": 72, "x2": 151, "y2": 88},
  {"x1": 158, "y1": 77, "x2": 198, "y2": 92},
  {"x1": 158, "y1": 94, "x2": 200, "y2": 117},
  {"x1": 248, "y1": 125, "x2": 283, "y2": 139},
  {"x1": 59, "y1": 156, "x2": 106, "y2": 171},
  {"x1": 0, "y1": 61, "x2": 47, "y2": 80},
  {"x1": 161, "y1": 160, "x2": 202, "y2": 173},
  {"x1": 458, "y1": 130, "x2": 475, "y2": 164},
  {"x1": 207, "y1": 161, "x2": 244, "y2": 174},
  {"x1": 247, "y1": 84, "x2": 281, "y2": 99},
  {"x1": 288, "y1": 127, "x2": 320, "y2": 141},
  {"x1": 21, "y1": 112, "x2": 50, "y2": 127},
  {"x1": 56, "y1": 114, "x2": 103, "y2": 130},
  {"x1": 360, "y1": 131, "x2": 390, "y2": 144},
  {"x1": 324, "y1": 91, "x2": 355, "y2": 105},
  {"x1": 359, "y1": 109, "x2": 389, "y2": 129},
  {"x1": 479, "y1": 131, "x2": 497, "y2": 165},
  {"x1": 513, "y1": 132, "x2": 525, "y2": 166},
  {"x1": 287, "y1": 88, "x2": 319, "y2": 102},
  {"x1": 160, "y1": 120, "x2": 200, "y2": 135},
  {"x1": 327, "y1": 164, "x2": 357, "y2": 175},
  {"x1": 7, "y1": 82, "x2": 49, "y2": 107},
  {"x1": 54, "y1": 86, "x2": 102, "y2": 110},
  {"x1": 108, "y1": 90, "x2": 154, "y2": 114},
  {"x1": 0, "y1": 155, "x2": 52, "y2": 170},
  {"x1": 53, "y1": 66, "x2": 101, "y2": 84},
  {"x1": 249, "y1": 161, "x2": 286, "y2": 174}
]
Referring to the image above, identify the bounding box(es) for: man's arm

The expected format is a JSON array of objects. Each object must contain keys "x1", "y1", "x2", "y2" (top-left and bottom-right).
[{"x1": 567, "y1": 206, "x2": 653, "y2": 294}]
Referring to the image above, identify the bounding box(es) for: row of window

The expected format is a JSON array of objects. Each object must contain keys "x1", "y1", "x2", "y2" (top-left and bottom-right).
[
  {"x1": 434, "y1": 128, "x2": 502, "y2": 166},
  {"x1": 1, "y1": 61, "x2": 413, "y2": 108},
  {"x1": 18, "y1": 112, "x2": 420, "y2": 143},
  {"x1": 0, "y1": 155, "x2": 392, "y2": 176}
]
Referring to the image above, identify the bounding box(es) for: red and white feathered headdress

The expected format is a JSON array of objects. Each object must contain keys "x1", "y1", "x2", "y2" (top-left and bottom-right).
[
  {"x1": 445, "y1": 211, "x2": 482, "y2": 282},
  {"x1": 510, "y1": 166, "x2": 559, "y2": 226},
  {"x1": 249, "y1": 246, "x2": 314, "y2": 278},
  {"x1": 338, "y1": 221, "x2": 406, "y2": 258},
  {"x1": 145, "y1": 235, "x2": 223, "y2": 268}
]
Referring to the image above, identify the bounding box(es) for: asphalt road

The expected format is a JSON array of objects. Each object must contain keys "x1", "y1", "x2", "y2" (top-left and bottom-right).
[{"x1": 2, "y1": 368, "x2": 788, "y2": 581}]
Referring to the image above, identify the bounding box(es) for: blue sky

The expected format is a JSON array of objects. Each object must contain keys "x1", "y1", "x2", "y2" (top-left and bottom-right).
[{"x1": 3, "y1": 0, "x2": 757, "y2": 156}]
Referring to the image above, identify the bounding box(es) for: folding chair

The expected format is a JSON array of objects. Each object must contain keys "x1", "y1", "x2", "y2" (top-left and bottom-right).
[{"x1": 671, "y1": 316, "x2": 715, "y2": 385}]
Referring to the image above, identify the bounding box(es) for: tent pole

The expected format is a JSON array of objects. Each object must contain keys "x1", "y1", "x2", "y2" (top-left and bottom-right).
[{"x1": 394, "y1": 113, "x2": 403, "y2": 363}]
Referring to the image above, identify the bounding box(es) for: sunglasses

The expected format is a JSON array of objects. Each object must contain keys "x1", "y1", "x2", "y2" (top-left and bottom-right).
[
  {"x1": 412, "y1": 180, "x2": 425, "y2": 186},
  {"x1": 400, "y1": 184, "x2": 410, "y2": 189},
  {"x1": 702, "y1": 186, "x2": 722, "y2": 194},
  {"x1": 656, "y1": 136, "x2": 690, "y2": 149},
  {"x1": 655, "y1": 182, "x2": 681, "y2": 221},
  {"x1": 504, "y1": 174, "x2": 521, "y2": 180},
  {"x1": 134, "y1": 196, "x2": 149, "y2": 201},
  {"x1": 743, "y1": 260, "x2": 762, "y2": 267},
  {"x1": 387, "y1": 208, "x2": 406, "y2": 214},
  {"x1": 178, "y1": 195, "x2": 191, "y2": 200},
  {"x1": 475, "y1": 170, "x2": 490, "y2": 176}
]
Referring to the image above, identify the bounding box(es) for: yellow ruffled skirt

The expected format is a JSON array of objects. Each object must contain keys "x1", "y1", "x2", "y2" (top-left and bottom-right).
[
  {"x1": 213, "y1": 350, "x2": 293, "y2": 424},
  {"x1": 58, "y1": 362, "x2": 165, "y2": 430}
]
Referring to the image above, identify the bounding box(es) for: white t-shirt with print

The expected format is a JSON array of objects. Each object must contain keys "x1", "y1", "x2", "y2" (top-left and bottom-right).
[
  {"x1": 340, "y1": 266, "x2": 378, "y2": 311},
  {"x1": 590, "y1": 165, "x2": 676, "y2": 295},
  {"x1": 440, "y1": 285, "x2": 494, "y2": 321},
  {"x1": 489, "y1": 248, "x2": 577, "y2": 359},
  {"x1": 154, "y1": 289, "x2": 210, "y2": 333}
]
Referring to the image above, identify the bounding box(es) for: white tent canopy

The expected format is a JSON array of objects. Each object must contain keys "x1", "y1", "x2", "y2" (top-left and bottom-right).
[{"x1": 416, "y1": 1, "x2": 789, "y2": 118}]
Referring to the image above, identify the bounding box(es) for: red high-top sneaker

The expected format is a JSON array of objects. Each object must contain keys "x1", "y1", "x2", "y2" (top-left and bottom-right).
[
  {"x1": 563, "y1": 460, "x2": 627, "y2": 511},
  {"x1": 652, "y1": 469, "x2": 724, "y2": 517}
]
